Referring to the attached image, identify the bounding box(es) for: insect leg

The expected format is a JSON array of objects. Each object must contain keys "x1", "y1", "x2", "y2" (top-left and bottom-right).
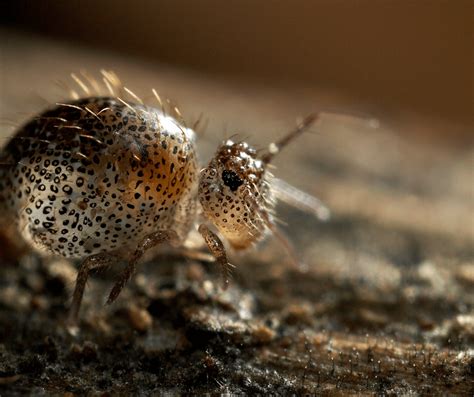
[
  {"x1": 263, "y1": 214, "x2": 308, "y2": 272},
  {"x1": 245, "y1": 191, "x2": 307, "y2": 272},
  {"x1": 198, "y1": 224, "x2": 234, "y2": 289},
  {"x1": 106, "y1": 230, "x2": 178, "y2": 304},
  {"x1": 68, "y1": 252, "x2": 116, "y2": 325}
]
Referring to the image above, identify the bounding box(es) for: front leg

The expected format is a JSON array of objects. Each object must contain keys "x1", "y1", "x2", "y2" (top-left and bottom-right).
[
  {"x1": 198, "y1": 224, "x2": 234, "y2": 289},
  {"x1": 106, "y1": 230, "x2": 178, "y2": 304},
  {"x1": 262, "y1": 212, "x2": 306, "y2": 272},
  {"x1": 244, "y1": 190, "x2": 306, "y2": 272}
]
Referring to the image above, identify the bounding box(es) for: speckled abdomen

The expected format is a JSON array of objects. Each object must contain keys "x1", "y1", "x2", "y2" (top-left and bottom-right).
[{"x1": 0, "y1": 97, "x2": 199, "y2": 258}]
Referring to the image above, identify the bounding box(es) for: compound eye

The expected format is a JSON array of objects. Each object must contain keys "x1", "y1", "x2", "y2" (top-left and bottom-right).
[{"x1": 222, "y1": 170, "x2": 243, "y2": 192}]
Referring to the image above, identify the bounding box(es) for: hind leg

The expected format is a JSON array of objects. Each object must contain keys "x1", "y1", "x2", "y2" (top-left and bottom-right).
[
  {"x1": 106, "y1": 230, "x2": 178, "y2": 304},
  {"x1": 68, "y1": 252, "x2": 116, "y2": 325}
]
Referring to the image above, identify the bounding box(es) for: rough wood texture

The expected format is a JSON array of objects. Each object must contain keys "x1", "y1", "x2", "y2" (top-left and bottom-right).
[{"x1": 1, "y1": 31, "x2": 473, "y2": 395}]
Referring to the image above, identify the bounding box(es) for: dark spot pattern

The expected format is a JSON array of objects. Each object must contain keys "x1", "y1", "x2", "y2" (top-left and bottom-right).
[
  {"x1": 198, "y1": 140, "x2": 274, "y2": 250},
  {"x1": 0, "y1": 97, "x2": 199, "y2": 258}
]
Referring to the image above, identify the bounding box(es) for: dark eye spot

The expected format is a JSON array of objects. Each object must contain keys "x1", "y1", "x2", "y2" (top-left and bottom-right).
[{"x1": 222, "y1": 170, "x2": 243, "y2": 192}]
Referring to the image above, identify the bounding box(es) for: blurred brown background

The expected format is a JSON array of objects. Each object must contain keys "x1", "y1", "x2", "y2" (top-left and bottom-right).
[{"x1": 2, "y1": 0, "x2": 473, "y2": 143}]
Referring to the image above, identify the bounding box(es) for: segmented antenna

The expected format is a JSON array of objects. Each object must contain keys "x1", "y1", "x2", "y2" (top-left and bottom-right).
[{"x1": 261, "y1": 113, "x2": 319, "y2": 164}]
